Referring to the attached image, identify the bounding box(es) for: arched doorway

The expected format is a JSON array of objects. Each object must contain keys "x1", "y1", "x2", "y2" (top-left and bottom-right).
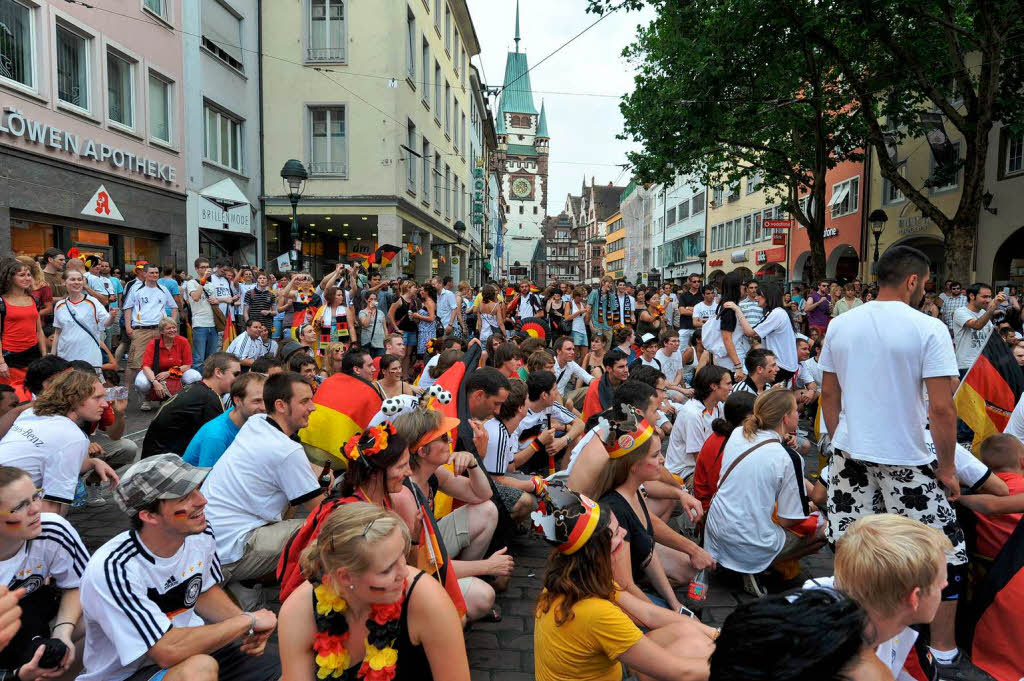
[
  {"x1": 992, "y1": 225, "x2": 1024, "y2": 285},
  {"x1": 792, "y1": 251, "x2": 812, "y2": 284},
  {"x1": 707, "y1": 269, "x2": 725, "y2": 289},
  {"x1": 826, "y1": 244, "x2": 860, "y2": 282},
  {"x1": 734, "y1": 266, "x2": 754, "y2": 281},
  {"x1": 889, "y1": 235, "x2": 947, "y2": 282},
  {"x1": 756, "y1": 263, "x2": 787, "y2": 283}
]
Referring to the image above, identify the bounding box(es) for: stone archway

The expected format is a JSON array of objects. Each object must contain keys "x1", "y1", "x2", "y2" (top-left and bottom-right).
[
  {"x1": 887, "y1": 235, "x2": 947, "y2": 282},
  {"x1": 826, "y1": 244, "x2": 860, "y2": 282},
  {"x1": 792, "y1": 250, "x2": 811, "y2": 284},
  {"x1": 992, "y1": 225, "x2": 1024, "y2": 284}
]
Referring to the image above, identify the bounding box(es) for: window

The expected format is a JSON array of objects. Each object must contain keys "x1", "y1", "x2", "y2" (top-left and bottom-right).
[
  {"x1": 406, "y1": 121, "x2": 417, "y2": 191},
  {"x1": 433, "y1": 152, "x2": 442, "y2": 206},
  {"x1": 107, "y1": 50, "x2": 133, "y2": 128},
  {"x1": 678, "y1": 200, "x2": 690, "y2": 221},
  {"x1": 666, "y1": 206, "x2": 676, "y2": 224},
  {"x1": 743, "y1": 214, "x2": 752, "y2": 243},
  {"x1": 148, "y1": 72, "x2": 171, "y2": 143},
  {"x1": 56, "y1": 24, "x2": 89, "y2": 110},
  {"x1": 418, "y1": 39, "x2": 429, "y2": 102},
  {"x1": 1006, "y1": 133, "x2": 1024, "y2": 177},
  {"x1": 460, "y1": 111, "x2": 466, "y2": 153},
  {"x1": 0, "y1": 0, "x2": 34, "y2": 89},
  {"x1": 421, "y1": 138, "x2": 430, "y2": 201},
  {"x1": 712, "y1": 186, "x2": 723, "y2": 206},
  {"x1": 829, "y1": 176, "x2": 860, "y2": 218},
  {"x1": 202, "y1": 0, "x2": 243, "y2": 70},
  {"x1": 746, "y1": 170, "x2": 762, "y2": 194},
  {"x1": 309, "y1": 0, "x2": 345, "y2": 61},
  {"x1": 433, "y1": 0, "x2": 440, "y2": 31},
  {"x1": 309, "y1": 106, "x2": 346, "y2": 175},
  {"x1": 433, "y1": 61, "x2": 441, "y2": 116},
  {"x1": 753, "y1": 212, "x2": 763, "y2": 242},
  {"x1": 444, "y1": 4, "x2": 451, "y2": 54},
  {"x1": 143, "y1": 0, "x2": 166, "y2": 19},
  {"x1": 444, "y1": 81, "x2": 450, "y2": 137},
  {"x1": 929, "y1": 142, "x2": 961, "y2": 192},
  {"x1": 204, "y1": 104, "x2": 242, "y2": 171},
  {"x1": 883, "y1": 164, "x2": 905, "y2": 204},
  {"x1": 727, "y1": 181, "x2": 740, "y2": 202},
  {"x1": 444, "y1": 165, "x2": 451, "y2": 217},
  {"x1": 404, "y1": 8, "x2": 415, "y2": 78}
]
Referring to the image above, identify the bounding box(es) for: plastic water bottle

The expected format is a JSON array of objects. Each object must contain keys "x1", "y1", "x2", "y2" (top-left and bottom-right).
[{"x1": 687, "y1": 568, "x2": 708, "y2": 602}]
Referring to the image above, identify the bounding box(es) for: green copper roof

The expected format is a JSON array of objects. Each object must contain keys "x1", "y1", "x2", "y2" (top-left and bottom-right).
[
  {"x1": 514, "y1": 0, "x2": 521, "y2": 51},
  {"x1": 497, "y1": 51, "x2": 538, "y2": 116},
  {"x1": 496, "y1": 111, "x2": 507, "y2": 135},
  {"x1": 536, "y1": 100, "x2": 549, "y2": 137},
  {"x1": 532, "y1": 239, "x2": 547, "y2": 262},
  {"x1": 506, "y1": 143, "x2": 539, "y2": 156}
]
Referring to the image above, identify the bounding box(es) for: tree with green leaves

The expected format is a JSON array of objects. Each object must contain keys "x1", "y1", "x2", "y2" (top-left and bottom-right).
[{"x1": 593, "y1": 0, "x2": 1024, "y2": 282}]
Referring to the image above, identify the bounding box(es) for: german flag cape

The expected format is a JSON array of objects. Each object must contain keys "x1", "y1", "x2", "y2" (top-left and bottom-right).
[
  {"x1": 404, "y1": 479, "x2": 467, "y2": 618},
  {"x1": 299, "y1": 372, "x2": 382, "y2": 467},
  {"x1": 220, "y1": 308, "x2": 237, "y2": 351},
  {"x1": 963, "y1": 514, "x2": 1024, "y2": 679},
  {"x1": 954, "y1": 329, "x2": 1024, "y2": 450},
  {"x1": 582, "y1": 373, "x2": 615, "y2": 422},
  {"x1": 373, "y1": 244, "x2": 400, "y2": 268}
]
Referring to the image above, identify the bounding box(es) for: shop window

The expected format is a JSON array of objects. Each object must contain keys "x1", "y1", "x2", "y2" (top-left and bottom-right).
[
  {"x1": 148, "y1": 72, "x2": 172, "y2": 143},
  {"x1": 204, "y1": 103, "x2": 243, "y2": 172},
  {"x1": 123, "y1": 236, "x2": 160, "y2": 271},
  {"x1": 107, "y1": 50, "x2": 134, "y2": 128},
  {"x1": 11, "y1": 221, "x2": 54, "y2": 257},
  {"x1": 202, "y1": 0, "x2": 244, "y2": 71},
  {"x1": 56, "y1": 24, "x2": 90, "y2": 111},
  {"x1": 72, "y1": 229, "x2": 109, "y2": 246},
  {"x1": 0, "y1": 0, "x2": 35, "y2": 89},
  {"x1": 309, "y1": 105, "x2": 346, "y2": 176}
]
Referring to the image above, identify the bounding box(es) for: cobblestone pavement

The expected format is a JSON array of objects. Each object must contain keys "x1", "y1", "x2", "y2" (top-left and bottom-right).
[{"x1": 71, "y1": 406, "x2": 834, "y2": 679}]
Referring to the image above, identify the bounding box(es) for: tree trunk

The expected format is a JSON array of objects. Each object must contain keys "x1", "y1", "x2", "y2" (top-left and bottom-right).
[{"x1": 944, "y1": 219, "x2": 976, "y2": 284}]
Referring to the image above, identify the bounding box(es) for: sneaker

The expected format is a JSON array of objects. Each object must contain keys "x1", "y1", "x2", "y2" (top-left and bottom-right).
[
  {"x1": 934, "y1": 652, "x2": 997, "y2": 681},
  {"x1": 85, "y1": 484, "x2": 106, "y2": 507},
  {"x1": 139, "y1": 401, "x2": 153, "y2": 412},
  {"x1": 742, "y1": 573, "x2": 767, "y2": 598}
]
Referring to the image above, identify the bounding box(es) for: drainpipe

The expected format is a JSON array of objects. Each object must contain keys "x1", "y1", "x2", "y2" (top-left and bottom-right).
[{"x1": 257, "y1": 0, "x2": 266, "y2": 267}]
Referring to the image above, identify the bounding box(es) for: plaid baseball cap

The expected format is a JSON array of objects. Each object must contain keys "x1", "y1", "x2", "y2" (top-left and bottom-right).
[{"x1": 114, "y1": 454, "x2": 208, "y2": 514}]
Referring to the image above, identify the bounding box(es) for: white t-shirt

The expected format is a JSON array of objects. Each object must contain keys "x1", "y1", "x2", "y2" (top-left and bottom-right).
[
  {"x1": 0, "y1": 513, "x2": 87, "y2": 593},
  {"x1": 53, "y1": 295, "x2": 110, "y2": 367},
  {"x1": 818, "y1": 301, "x2": 957, "y2": 466},
  {"x1": 565, "y1": 428, "x2": 599, "y2": 474},
  {"x1": 570, "y1": 300, "x2": 587, "y2": 333},
  {"x1": 86, "y1": 272, "x2": 113, "y2": 302},
  {"x1": 201, "y1": 414, "x2": 321, "y2": 563},
  {"x1": 1006, "y1": 397, "x2": 1024, "y2": 442},
  {"x1": 79, "y1": 528, "x2": 222, "y2": 681},
  {"x1": 418, "y1": 354, "x2": 441, "y2": 389},
  {"x1": 182, "y1": 279, "x2": 216, "y2": 328},
  {"x1": 705, "y1": 429, "x2": 805, "y2": 573},
  {"x1": 0, "y1": 410, "x2": 89, "y2": 505},
  {"x1": 207, "y1": 274, "x2": 233, "y2": 315},
  {"x1": 483, "y1": 417, "x2": 518, "y2": 474},
  {"x1": 952, "y1": 306, "x2": 990, "y2": 370},
  {"x1": 803, "y1": 357, "x2": 824, "y2": 386},
  {"x1": 693, "y1": 301, "x2": 716, "y2": 324},
  {"x1": 756, "y1": 307, "x2": 798, "y2": 372},
  {"x1": 654, "y1": 348, "x2": 683, "y2": 383},
  {"x1": 123, "y1": 283, "x2": 176, "y2": 326},
  {"x1": 665, "y1": 399, "x2": 721, "y2": 478}
]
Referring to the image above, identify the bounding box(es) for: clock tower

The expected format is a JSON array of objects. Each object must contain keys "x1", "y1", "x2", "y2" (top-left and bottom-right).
[{"x1": 495, "y1": 0, "x2": 550, "y2": 274}]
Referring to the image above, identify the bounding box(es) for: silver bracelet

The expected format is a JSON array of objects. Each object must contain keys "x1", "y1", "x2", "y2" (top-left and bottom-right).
[{"x1": 242, "y1": 611, "x2": 256, "y2": 636}]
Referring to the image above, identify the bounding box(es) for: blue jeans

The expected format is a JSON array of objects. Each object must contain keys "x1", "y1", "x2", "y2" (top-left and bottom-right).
[
  {"x1": 192, "y1": 326, "x2": 220, "y2": 368},
  {"x1": 272, "y1": 313, "x2": 286, "y2": 340}
]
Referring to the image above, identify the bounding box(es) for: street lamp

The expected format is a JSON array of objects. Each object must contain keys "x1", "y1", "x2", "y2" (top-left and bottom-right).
[
  {"x1": 868, "y1": 209, "x2": 888, "y2": 276},
  {"x1": 698, "y1": 250, "x2": 708, "y2": 282},
  {"x1": 280, "y1": 159, "x2": 308, "y2": 267}
]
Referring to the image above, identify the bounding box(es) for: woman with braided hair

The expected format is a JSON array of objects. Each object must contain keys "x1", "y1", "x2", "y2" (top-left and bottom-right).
[{"x1": 278, "y1": 502, "x2": 471, "y2": 681}]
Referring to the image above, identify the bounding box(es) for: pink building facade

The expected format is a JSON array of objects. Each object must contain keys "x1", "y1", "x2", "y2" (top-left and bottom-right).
[{"x1": 0, "y1": 0, "x2": 186, "y2": 270}]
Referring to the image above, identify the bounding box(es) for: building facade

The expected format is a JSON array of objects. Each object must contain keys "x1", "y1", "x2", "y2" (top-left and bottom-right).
[
  {"x1": 494, "y1": 3, "x2": 549, "y2": 271},
  {"x1": 620, "y1": 181, "x2": 653, "y2": 283},
  {"x1": 704, "y1": 174, "x2": 784, "y2": 284},
  {"x1": 535, "y1": 211, "x2": 576, "y2": 287},
  {"x1": 576, "y1": 179, "x2": 626, "y2": 284},
  {"x1": 652, "y1": 175, "x2": 706, "y2": 284},
  {"x1": 261, "y1": 0, "x2": 480, "y2": 280},
  {"x1": 182, "y1": 0, "x2": 262, "y2": 269},
  {"x1": 603, "y1": 211, "x2": 625, "y2": 280},
  {"x1": 0, "y1": 0, "x2": 186, "y2": 270}
]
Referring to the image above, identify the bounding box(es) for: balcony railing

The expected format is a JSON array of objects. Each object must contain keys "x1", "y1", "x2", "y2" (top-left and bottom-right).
[
  {"x1": 307, "y1": 47, "x2": 347, "y2": 62},
  {"x1": 309, "y1": 161, "x2": 347, "y2": 175}
]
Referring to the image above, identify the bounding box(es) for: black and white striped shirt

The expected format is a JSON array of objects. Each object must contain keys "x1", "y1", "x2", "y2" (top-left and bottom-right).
[
  {"x1": 0, "y1": 513, "x2": 87, "y2": 594},
  {"x1": 483, "y1": 417, "x2": 518, "y2": 474}
]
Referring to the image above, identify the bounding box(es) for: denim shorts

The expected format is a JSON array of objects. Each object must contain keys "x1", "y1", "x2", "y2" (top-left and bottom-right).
[
  {"x1": 572, "y1": 330, "x2": 588, "y2": 346},
  {"x1": 402, "y1": 330, "x2": 418, "y2": 348}
]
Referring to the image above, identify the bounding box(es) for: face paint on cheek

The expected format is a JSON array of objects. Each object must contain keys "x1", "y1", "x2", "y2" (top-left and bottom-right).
[
  {"x1": 172, "y1": 510, "x2": 189, "y2": 518},
  {"x1": 4, "y1": 519, "x2": 21, "y2": 526}
]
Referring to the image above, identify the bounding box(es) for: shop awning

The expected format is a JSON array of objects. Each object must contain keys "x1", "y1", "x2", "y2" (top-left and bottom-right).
[
  {"x1": 197, "y1": 179, "x2": 252, "y2": 235},
  {"x1": 200, "y1": 178, "x2": 250, "y2": 207}
]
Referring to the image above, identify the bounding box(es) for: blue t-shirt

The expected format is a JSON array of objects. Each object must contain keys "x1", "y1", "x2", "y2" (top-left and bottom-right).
[
  {"x1": 182, "y1": 410, "x2": 241, "y2": 467},
  {"x1": 158, "y1": 277, "x2": 181, "y2": 316}
]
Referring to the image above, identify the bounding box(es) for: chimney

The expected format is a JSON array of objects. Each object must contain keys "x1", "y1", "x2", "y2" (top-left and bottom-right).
[{"x1": 608, "y1": 181, "x2": 613, "y2": 187}]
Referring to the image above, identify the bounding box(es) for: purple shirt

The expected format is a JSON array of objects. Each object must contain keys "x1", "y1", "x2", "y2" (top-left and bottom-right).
[{"x1": 806, "y1": 292, "x2": 831, "y2": 326}]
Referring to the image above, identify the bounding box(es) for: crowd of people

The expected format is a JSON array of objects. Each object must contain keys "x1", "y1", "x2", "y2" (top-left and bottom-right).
[{"x1": 0, "y1": 243, "x2": 1019, "y2": 680}]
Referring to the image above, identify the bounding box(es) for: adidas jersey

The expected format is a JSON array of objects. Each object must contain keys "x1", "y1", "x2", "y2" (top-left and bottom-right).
[
  {"x1": 513, "y1": 404, "x2": 577, "y2": 447},
  {"x1": 483, "y1": 418, "x2": 518, "y2": 475},
  {"x1": 0, "y1": 513, "x2": 87, "y2": 593},
  {"x1": 79, "y1": 527, "x2": 223, "y2": 681}
]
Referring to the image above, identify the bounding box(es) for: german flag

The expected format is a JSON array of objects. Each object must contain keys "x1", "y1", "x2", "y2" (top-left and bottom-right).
[
  {"x1": 299, "y1": 372, "x2": 382, "y2": 467},
  {"x1": 955, "y1": 329, "x2": 1024, "y2": 450},
  {"x1": 220, "y1": 308, "x2": 237, "y2": 351},
  {"x1": 582, "y1": 373, "x2": 615, "y2": 422},
  {"x1": 374, "y1": 244, "x2": 400, "y2": 268},
  {"x1": 405, "y1": 479, "x2": 467, "y2": 618}
]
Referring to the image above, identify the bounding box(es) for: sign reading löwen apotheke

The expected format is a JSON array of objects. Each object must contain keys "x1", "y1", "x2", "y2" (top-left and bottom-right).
[{"x1": 0, "y1": 106, "x2": 177, "y2": 183}]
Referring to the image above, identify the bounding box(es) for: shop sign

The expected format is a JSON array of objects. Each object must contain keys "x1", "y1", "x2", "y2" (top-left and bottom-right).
[
  {"x1": 897, "y1": 216, "x2": 935, "y2": 236},
  {"x1": 764, "y1": 219, "x2": 792, "y2": 230},
  {"x1": 730, "y1": 249, "x2": 748, "y2": 263},
  {"x1": 708, "y1": 259, "x2": 724, "y2": 267},
  {"x1": 755, "y1": 246, "x2": 787, "y2": 264},
  {"x1": 823, "y1": 227, "x2": 839, "y2": 238},
  {"x1": 0, "y1": 106, "x2": 177, "y2": 183},
  {"x1": 81, "y1": 185, "x2": 123, "y2": 221},
  {"x1": 472, "y1": 167, "x2": 485, "y2": 226},
  {"x1": 197, "y1": 196, "x2": 251, "y2": 233},
  {"x1": 772, "y1": 232, "x2": 786, "y2": 246}
]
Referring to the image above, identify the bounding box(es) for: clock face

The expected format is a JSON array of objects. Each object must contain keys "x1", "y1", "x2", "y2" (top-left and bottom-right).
[{"x1": 512, "y1": 177, "x2": 532, "y2": 198}]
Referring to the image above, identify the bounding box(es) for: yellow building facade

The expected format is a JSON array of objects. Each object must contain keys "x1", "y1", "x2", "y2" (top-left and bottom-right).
[
  {"x1": 261, "y1": 0, "x2": 480, "y2": 279},
  {"x1": 704, "y1": 175, "x2": 784, "y2": 283},
  {"x1": 604, "y1": 211, "x2": 625, "y2": 280}
]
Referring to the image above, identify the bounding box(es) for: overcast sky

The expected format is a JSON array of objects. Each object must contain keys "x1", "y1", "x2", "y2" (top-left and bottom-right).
[{"x1": 465, "y1": 0, "x2": 655, "y2": 212}]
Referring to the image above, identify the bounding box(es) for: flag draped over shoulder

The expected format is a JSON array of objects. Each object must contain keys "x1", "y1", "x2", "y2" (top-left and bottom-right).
[
  {"x1": 404, "y1": 479, "x2": 467, "y2": 619},
  {"x1": 954, "y1": 329, "x2": 1024, "y2": 450},
  {"x1": 220, "y1": 308, "x2": 237, "y2": 351},
  {"x1": 299, "y1": 373, "x2": 382, "y2": 467}
]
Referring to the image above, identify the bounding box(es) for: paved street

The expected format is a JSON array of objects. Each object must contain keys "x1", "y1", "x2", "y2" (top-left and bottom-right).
[{"x1": 71, "y1": 405, "x2": 833, "y2": 680}]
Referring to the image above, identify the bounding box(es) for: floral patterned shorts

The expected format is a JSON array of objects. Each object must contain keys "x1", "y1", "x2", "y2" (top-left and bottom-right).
[{"x1": 826, "y1": 449, "x2": 967, "y2": 568}]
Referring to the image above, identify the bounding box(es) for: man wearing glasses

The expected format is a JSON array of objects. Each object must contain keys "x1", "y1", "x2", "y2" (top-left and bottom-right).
[{"x1": 141, "y1": 354, "x2": 240, "y2": 459}]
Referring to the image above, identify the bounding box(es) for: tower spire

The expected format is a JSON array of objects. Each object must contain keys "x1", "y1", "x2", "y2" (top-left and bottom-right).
[{"x1": 514, "y1": 0, "x2": 521, "y2": 52}]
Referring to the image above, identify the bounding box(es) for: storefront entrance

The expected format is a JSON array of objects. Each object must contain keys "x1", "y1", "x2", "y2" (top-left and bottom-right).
[{"x1": 11, "y1": 216, "x2": 163, "y2": 272}]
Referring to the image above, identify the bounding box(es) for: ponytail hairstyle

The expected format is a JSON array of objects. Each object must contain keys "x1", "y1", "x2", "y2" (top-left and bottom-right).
[
  {"x1": 712, "y1": 391, "x2": 757, "y2": 438},
  {"x1": 298, "y1": 502, "x2": 411, "y2": 584},
  {"x1": 693, "y1": 364, "x2": 730, "y2": 402},
  {"x1": 742, "y1": 388, "x2": 797, "y2": 440}
]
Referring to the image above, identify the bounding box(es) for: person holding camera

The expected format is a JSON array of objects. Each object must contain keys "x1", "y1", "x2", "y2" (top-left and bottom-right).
[
  {"x1": 953, "y1": 283, "x2": 1006, "y2": 377},
  {"x1": 0, "y1": 465, "x2": 89, "y2": 681}
]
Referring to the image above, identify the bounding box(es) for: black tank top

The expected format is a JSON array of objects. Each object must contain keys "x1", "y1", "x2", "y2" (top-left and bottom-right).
[{"x1": 395, "y1": 297, "x2": 418, "y2": 332}]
